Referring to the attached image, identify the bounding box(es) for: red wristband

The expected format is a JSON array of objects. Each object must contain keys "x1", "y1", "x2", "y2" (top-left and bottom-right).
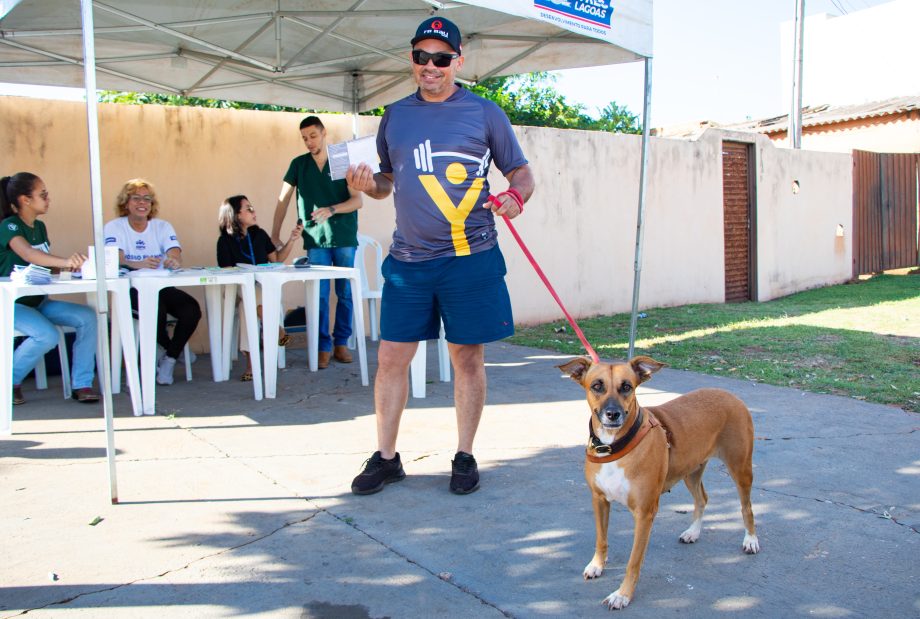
[
  {"x1": 497, "y1": 189, "x2": 524, "y2": 214},
  {"x1": 506, "y1": 187, "x2": 524, "y2": 209}
]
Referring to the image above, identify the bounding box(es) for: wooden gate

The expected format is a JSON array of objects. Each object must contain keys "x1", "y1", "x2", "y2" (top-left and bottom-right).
[
  {"x1": 852, "y1": 150, "x2": 920, "y2": 276},
  {"x1": 722, "y1": 141, "x2": 756, "y2": 302}
]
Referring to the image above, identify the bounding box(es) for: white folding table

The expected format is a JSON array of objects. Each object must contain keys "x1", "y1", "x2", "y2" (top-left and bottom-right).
[
  {"x1": 1, "y1": 275, "x2": 141, "y2": 434},
  {"x1": 253, "y1": 265, "x2": 368, "y2": 398}
]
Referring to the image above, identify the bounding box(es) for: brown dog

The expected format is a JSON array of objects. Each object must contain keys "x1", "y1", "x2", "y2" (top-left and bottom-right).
[{"x1": 558, "y1": 355, "x2": 760, "y2": 610}]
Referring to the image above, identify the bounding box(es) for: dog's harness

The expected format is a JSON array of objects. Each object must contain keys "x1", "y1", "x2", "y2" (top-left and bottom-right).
[{"x1": 587, "y1": 408, "x2": 661, "y2": 463}]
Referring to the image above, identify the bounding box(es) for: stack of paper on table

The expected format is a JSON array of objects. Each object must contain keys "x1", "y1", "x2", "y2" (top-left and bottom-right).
[{"x1": 11, "y1": 264, "x2": 52, "y2": 284}]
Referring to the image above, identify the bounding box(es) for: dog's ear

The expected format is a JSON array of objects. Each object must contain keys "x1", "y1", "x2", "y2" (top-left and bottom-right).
[
  {"x1": 630, "y1": 356, "x2": 667, "y2": 384},
  {"x1": 557, "y1": 357, "x2": 592, "y2": 385}
]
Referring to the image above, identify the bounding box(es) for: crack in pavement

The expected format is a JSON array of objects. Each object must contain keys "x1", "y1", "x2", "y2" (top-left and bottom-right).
[
  {"x1": 755, "y1": 427, "x2": 918, "y2": 441},
  {"x1": 757, "y1": 486, "x2": 919, "y2": 534},
  {"x1": 6, "y1": 511, "x2": 321, "y2": 618}
]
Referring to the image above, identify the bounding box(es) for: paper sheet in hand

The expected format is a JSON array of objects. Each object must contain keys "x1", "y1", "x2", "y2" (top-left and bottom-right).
[{"x1": 327, "y1": 135, "x2": 379, "y2": 180}]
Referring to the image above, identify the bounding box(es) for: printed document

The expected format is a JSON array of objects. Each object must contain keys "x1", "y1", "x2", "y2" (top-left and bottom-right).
[{"x1": 328, "y1": 135, "x2": 379, "y2": 180}]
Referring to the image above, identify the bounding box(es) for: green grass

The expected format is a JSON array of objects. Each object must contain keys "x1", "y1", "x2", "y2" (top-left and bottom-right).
[{"x1": 509, "y1": 274, "x2": 920, "y2": 412}]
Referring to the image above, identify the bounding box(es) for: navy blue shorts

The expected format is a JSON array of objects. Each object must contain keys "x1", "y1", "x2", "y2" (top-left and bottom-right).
[{"x1": 380, "y1": 245, "x2": 514, "y2": 345}]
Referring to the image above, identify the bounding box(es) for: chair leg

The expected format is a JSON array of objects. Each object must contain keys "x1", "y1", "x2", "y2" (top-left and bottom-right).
[
  {"x1": 368, "y1": 300, "x2": 379, "y2": 341},
  {"x1": 437, "y1": 332, "x2": 450, "y2": 384},
  {"x1": 57, "y1": 327, "x2": 72, "y2": 400},
  {"x1": 183, "y1": 345, "x2": 193, "y2": 381},
  {"x1": 410, "y1": 342, "x2": 426, "y2": 399},
  {"x1": 34, "y1": 355, "x2": 48, "y2": 390}
]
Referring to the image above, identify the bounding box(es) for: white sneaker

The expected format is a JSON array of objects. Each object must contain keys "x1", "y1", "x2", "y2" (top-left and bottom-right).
[
  {"x1": 179, "y1": 350, "x2": 197, "y2": 365},
  {"x1": 156, "y1": 355, "x2": 177, "y2": 385},
  {"x1": 156, "y1": 344, "x2": 167, "y2": 365}
]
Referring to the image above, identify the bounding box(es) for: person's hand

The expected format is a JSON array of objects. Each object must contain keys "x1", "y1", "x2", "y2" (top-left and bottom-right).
[
  {"x1": 67, "y1": 252, "x2": 88, "y2": 270},
  {"x1": 311, "y1": 207, "x2": 335, "y2": 225},
  {"x1": 484, "y1": 193, "x2": 522, "y2": 220},
  {"x1": 288, "y1": 222, "x2": 304, "y2": 244},
  {"x1": 346, "y1": 163, "x2": 375, "y2": 194},
  {"x1": 162, "y1": 255, "x2": 181, "y2": 270},
  {"x1": 139, "y1": 256, "x2": 162, "y2": 269}
]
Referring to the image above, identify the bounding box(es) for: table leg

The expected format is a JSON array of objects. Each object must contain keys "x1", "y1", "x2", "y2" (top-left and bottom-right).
[
  {"x1": 306, "y1": 280, "x2": 320, "y2": 372},
  {"x1": 349, "y1": 273, "x2": 369, "y2": 386},
  {"x1": 136, "y1": 285, "x2": 159, "y2": 415},
  {"x1": 221, "y1": 284, "x2": 237, "y2": 381},
  {"x1": 204, "y1": 286, "x2": 223, "y2": 382},
  {"x1": 109, "y1": 300, "x2": 123, "y2": 394},
  {"x1": 1, "y1": 290, "x2": 15, "y2": 434},
  {"x1": 261, "y1": 281, "x2": 282, "y2": 398},
  {"x1": 239, "y1": 280, "x2": 263, "y2": 401},
  {"x1": 113, "y1": 286, "x2": 142, "y2": 416}
]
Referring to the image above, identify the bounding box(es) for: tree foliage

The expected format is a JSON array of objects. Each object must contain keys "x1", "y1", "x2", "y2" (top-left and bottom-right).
[
  {"x1": 469, "y1": 72, "x2": 640, "y2": 134},
  {"x1": 97, "y1": 90, "x2": 313, "y2": 113},
  {"x1": 97, "y1": 72, "x2": 640, "y2": 134}
]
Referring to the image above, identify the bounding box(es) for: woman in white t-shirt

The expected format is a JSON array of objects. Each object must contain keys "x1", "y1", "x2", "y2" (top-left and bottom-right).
[{"x1": 103, "y1": 179, "x2": 201, "y2": 386}]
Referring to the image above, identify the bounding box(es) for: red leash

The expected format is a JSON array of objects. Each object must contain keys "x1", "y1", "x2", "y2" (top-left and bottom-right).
[{"x1": 488, "y1": 193, "x2": 599, "y2": 363}]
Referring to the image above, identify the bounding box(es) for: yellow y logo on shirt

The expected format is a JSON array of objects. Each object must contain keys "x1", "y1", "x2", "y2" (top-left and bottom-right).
[{"x1": 419, "y1": 162, "x2": 483, "y2": 256}]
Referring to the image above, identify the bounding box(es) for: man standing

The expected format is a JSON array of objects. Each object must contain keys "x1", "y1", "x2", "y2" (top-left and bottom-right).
[
  {"x1": 347, "y1": 17, "x2": 534, "y2": 495},
  {"x1": 272, "y1": 116, "x2": 363, "y2": 368}
]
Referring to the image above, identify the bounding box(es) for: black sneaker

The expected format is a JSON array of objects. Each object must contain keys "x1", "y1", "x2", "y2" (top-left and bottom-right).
[
  {"x1": 450, "y1": 451, "x2": 480, "y2": 495},
  {"x1": 351, "y1": 451, "x2": 406, "y2": 495}
]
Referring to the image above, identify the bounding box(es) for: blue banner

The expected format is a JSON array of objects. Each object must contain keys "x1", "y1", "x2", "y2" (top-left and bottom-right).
[{"x1": 533, "y1": 0, "x2": 614, "y2": 29}]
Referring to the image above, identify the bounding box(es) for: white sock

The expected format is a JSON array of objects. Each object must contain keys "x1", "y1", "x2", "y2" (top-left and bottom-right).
[{"x1": 157, "y1": 355, "x2": 177, "y2": 385}]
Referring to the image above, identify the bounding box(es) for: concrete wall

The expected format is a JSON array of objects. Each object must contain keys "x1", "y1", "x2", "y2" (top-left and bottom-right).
[
  {"x1": 740, "y1": 131, "x2": 853, "y2": 299},
  {"x1": 1, "y1": 97, "x2": 854, "y2": 351}
]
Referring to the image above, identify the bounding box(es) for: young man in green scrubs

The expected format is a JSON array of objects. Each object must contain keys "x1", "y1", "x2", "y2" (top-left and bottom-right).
[{"x1": 271, "y1": 116, "x2": 363, "y2": 368}]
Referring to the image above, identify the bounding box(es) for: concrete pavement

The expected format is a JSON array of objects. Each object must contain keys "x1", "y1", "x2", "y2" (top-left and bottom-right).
[{"x1": 1, "y1": 340, "x2": 918, "y2": 618}]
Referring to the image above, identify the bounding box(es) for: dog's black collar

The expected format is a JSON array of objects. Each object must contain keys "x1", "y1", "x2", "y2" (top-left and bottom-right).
[{"x1": 589, "y1": 408, "x2": 645, "y2": 456}]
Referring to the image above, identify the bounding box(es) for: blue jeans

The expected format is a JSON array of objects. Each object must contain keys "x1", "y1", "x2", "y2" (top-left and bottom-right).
[
  {"x1": 13, "y1": 299, "x2": 97, "y2": 389},
  {"x1": 307, "y1": 246, "x2": 355, "y2": 352}
]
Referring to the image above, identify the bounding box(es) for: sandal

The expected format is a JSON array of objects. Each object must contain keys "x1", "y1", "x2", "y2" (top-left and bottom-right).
[
  {"x1": 240, "y1": 370, "x2": 253, "y2": 382},
  {"x1": 278, "y1": 333, "x2": 292, "y2": 347}
]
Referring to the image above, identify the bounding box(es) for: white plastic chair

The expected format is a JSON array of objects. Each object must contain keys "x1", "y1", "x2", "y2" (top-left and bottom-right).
[
  {"x1": 352, "y1": 233, "x2": 448, "y2": 397},
  {"x1": 409, "y1": 321, "x2": 450, "y2": 399},
  {"x1": 14, "y1": 326, "x2": 73, "y2": 399},
  {"x1": 355, "y1": 233, "x2": 383, "y2": 341}
]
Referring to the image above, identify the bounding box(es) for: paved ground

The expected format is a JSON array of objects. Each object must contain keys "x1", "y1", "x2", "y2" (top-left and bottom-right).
[{"x1": 1, "y1": 340, "x2": 918, "y2": 618}]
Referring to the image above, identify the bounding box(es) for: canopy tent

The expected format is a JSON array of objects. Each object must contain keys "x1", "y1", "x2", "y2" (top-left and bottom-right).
[
  {"x1": 0, "y1": 0, "x2": 650, "y2": 112},
  {"x1": 0, "y1": 0, "x2": 653, "y2": 502}
]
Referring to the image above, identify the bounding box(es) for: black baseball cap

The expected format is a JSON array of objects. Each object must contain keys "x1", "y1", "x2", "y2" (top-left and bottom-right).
[{"x1": 411, "y1": 17, "x2": 462, "y2": 55}]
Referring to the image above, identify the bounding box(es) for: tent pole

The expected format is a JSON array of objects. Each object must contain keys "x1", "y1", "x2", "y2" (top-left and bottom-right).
[
  {"x1": 627, "y1": 57, "x2": 652, "y2": 359},
  {"x1": 80, "y1": 0, "x2": 118, "y2": 504},
  {"x1": 351, "y1": 72, "x2": 360, "y2": 138}
]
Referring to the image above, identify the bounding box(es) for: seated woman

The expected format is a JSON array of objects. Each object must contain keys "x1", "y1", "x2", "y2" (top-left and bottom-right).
[
  {"x1": 104, "y1": 178, "x2": 201, "y2": 386},
  {"x1": 216, "y1": 194, "x2": 302, "y2": 380},
  {"x1": 0, "y1": 172, "x2": 100, "y2": 404}
]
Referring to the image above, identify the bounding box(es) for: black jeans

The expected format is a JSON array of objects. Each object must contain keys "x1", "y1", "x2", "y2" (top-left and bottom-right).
[{"x1": 130, "y1": 286, "x2": 202, "y2": 359}]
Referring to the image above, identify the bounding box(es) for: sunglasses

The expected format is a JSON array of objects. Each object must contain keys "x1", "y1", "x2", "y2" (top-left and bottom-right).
[
  {"x1": 243, "y1": 206, "x2": 255, "y2": 212},
  {"x1": 129, "y1": 195, "x2": 153, "y2": 203},
  {"x1": 411, "y1": 49, "x2": 459, "y2": 68}
]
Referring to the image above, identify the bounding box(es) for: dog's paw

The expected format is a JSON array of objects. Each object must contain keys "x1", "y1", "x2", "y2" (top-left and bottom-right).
[
  {"x1": 602, "y1": 590, "x2": 631, "y2": 610},
  {"x1": 679, "y1": 520, "x2": 702, "y2": 544},
  {"x1": 742, "y1": 532, "x2": 760, "y2": 554},
  {"x1": 583, "y1": 563, "x2": 604, "y2": 579}
]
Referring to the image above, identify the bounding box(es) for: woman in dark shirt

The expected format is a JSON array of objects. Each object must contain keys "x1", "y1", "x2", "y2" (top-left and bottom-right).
[{"x1": 216, "y1": 195, "x2": 302, "y2": 380}]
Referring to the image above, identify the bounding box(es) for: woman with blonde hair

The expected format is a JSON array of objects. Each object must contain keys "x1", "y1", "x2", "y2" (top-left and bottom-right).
[{"x1": 104, "y1": 178, "x2": 201, "y2": 386}]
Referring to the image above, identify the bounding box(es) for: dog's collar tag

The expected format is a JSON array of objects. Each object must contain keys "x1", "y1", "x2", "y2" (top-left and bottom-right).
[{"x1": 587, "y1": 409, "x2": 660, "y2": 463}]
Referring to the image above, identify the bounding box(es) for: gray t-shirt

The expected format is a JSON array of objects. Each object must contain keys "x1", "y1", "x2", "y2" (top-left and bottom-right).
[{"x1": 377, "y1": 87, "x2": 528, "y2": 261}]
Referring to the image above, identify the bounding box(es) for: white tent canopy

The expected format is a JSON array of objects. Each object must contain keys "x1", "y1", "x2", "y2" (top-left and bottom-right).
[
  {"x1": 0, "y1": 0, "x2": 653, "y2": 502},
  {"x1": 0, "y1": 0, "x2": 651, "y2": 111}
]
